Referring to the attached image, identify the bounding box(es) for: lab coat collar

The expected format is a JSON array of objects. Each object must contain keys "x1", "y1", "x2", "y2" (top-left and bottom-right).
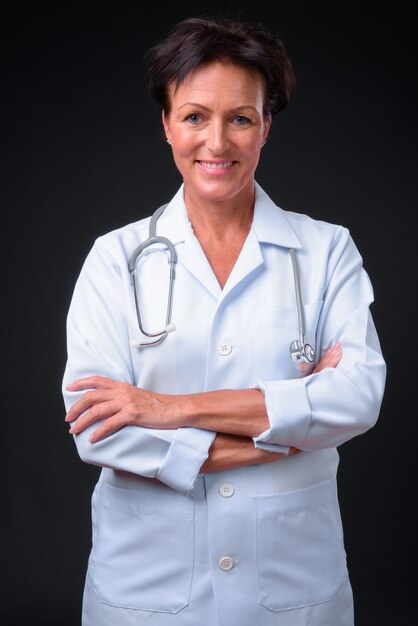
[
  {"x1": 154, "y1": 182, "x2": 301, "y2": 300},
  {"x1": 152, "y1": 185, "x2": 191, "y2": 245},
  {"x1": 154, "y1": 187, "x2": 224, "y2": 298},
  {"x1": 156, "y1": 181, "x2": 302, "y2": 251},
  {"x1": 252, "y1": 182, "x2": 302, "y2": 249}
]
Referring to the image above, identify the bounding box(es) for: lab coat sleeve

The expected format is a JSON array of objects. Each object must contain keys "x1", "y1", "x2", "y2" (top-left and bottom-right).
[
  {"x1": 62, "y1": 238, "x2": 215, "y2": 495},
  {"x1": 253, "y1": 226, "x2": 386, "y2": 450}
]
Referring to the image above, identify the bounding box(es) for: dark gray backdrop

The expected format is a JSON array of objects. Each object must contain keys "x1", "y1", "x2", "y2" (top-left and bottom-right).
[{"x1": 2, "y1": 2, "x2": 415, "y2": 624}]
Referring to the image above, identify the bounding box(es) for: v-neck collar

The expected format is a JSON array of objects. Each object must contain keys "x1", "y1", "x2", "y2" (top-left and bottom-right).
[{"x1": 153, "y1": 181, "x2": 301, "y2": 300}]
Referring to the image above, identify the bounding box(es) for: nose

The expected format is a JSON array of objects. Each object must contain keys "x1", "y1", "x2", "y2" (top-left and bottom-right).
[{"x1": 206, "y1": 120, "x2": 230, "y2": 154}]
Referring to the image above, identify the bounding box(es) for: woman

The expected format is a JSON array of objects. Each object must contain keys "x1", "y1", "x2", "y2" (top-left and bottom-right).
[{"x1": 63, "y1": 16, "x2": 386, "y2": 626}]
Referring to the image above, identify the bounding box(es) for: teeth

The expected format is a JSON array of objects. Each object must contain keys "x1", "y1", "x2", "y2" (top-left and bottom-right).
[{"x1": 199, "y1": 161, "x2": 233, "y2": 169}]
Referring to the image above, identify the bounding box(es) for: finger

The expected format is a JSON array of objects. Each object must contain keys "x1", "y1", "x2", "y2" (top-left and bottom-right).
[
  {"x1": 65, "y1": 376, "x2": 116, "y2": 392},
  {"x1": 313, "y1": 342, "x2": 343, "y2": 374},
  {"x1": 327, "y1": 342, "x2": 342, "y2": 363},
  {"x1": 68, "y1": 400, "x2": 121, "y2": 434},
  {"x1": 88, "y1": 415, "x2": 130, "y2": 443},
  {"x1": 65, "y1": 390, "x2": 114, "y2": 423}
]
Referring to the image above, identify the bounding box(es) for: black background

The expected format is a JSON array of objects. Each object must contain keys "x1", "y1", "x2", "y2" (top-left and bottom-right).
[{"x1": 2, "y1": 1, "x2": 416, "y2": 624}]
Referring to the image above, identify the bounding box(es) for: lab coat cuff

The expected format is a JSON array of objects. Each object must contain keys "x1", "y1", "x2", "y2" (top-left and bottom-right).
[
  {"x1": 157, "y1": 427, "x2": 216, "y2": 495},
  {"x1": 252, "y1": 439, "x2": 290, "y2": 454},
  {"x1": 252, "y1": 378, "x2": 311, "y2": 447}
]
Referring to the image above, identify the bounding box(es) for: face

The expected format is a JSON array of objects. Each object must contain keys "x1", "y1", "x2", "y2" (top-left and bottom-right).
[{"x1": 162, "y1": 61, "x2": 271, "y2": 205}]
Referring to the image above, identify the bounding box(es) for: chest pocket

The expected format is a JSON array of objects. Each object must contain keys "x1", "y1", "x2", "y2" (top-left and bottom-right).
[
  {"x1": 251, "y1": 301, "x2": 323, "y2": 381},
  {"x1": 90, "y1": 483, "x2": 194, "y2": 613}
]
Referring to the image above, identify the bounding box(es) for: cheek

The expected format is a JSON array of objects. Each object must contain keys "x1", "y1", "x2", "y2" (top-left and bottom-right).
[
  {"x1": 171, "y1": 131, "x2": 196, "y2": 157},
  {"x1": 238, "y1": 130, "x2": 264, "y2": 153},
  {"x1": 241, "y1": 139, "x2": 263, "y2": 162}
]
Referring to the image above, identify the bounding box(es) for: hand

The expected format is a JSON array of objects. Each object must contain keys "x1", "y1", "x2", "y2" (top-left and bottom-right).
[
  {"x1": 312, "y1": 342, "x2": 342, "y2": 374},
  {"x1": 285, "y1": 342, "x2": 342, "y2": 458},
  {"x1": 65, "y1": 376, "x2": 179, "y2": 442},
  {"x1": 65, "y1": 343, "x2": 343, "y2": 444}
]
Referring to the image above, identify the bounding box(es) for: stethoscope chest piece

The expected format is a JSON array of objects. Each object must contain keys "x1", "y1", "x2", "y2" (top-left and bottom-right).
[{"x1": 290, "y1": 340, "x2": 315, "y2": 372}]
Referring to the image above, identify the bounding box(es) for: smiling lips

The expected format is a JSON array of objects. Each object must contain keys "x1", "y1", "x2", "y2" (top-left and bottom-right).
[{"x1": 197, "y1": 160, "x2": 236, "y2": 172}]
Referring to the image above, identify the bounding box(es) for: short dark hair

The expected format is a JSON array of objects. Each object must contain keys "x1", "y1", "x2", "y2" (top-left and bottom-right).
[{"x1": 144, "y1": 16, "x2": 296, "y2": 117}]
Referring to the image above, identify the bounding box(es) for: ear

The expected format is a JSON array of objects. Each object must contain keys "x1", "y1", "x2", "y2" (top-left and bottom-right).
[
  {"x1": 162, "y1": 110, "x2": 171, "y2": 143},
  {"x1": 263, "y1": 115, "x2": 272, "y2": 144}
]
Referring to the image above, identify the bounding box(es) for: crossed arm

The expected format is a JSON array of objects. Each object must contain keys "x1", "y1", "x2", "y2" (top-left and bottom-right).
[{"x1": 65, "y1": 343, "x2": 342, "y2": 473}]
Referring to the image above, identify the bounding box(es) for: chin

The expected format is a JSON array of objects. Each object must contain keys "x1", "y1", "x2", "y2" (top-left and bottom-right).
[{"x1": 189, "y1": 179, "x2": 247, "y2": 203}]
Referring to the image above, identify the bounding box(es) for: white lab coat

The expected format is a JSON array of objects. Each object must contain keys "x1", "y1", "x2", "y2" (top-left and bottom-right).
[{"x1": 62, "y1": 182, "x2": 386, "y2": 626}]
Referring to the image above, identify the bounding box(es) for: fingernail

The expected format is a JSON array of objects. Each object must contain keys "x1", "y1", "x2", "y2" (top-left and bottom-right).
[{"x1": 69, "y1": 426, "x2": 76, "y2": 434}]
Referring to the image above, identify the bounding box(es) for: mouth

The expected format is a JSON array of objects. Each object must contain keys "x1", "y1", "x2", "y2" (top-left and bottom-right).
[
  {"x1": 198, "y1": 161, "x2": 235, "y2": 170},
  {"x1": 196, "y1": 160, "x2": 236, "y2": 172}
]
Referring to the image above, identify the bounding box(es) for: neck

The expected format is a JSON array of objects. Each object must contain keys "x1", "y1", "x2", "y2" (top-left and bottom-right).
[{"x1": 184, "y1": 183, "x2": 255, "y2": 243}]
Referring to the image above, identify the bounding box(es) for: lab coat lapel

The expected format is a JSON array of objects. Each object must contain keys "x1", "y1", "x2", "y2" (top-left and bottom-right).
[
  {"x1": 251, "y1": 181, "x2": 302, "y2": 250},
  {"x1": 181, "y1": 229, "x2": 265, "y2": 303},
  {"x1": 156, "y1": 182, "x2": 302, "y2": 301},
  {"x1": 220, "y1": 182, "x2": 302, "y2": 300},
  {"x1": 155, "y1": 185, "x2": 222, "y2": 299},
  {"x1": 181, "y1": 234, "x2": 223, "y2": 299},
  {"x1": 220, "y1": 230, "x2": 264, "y2": 300}
]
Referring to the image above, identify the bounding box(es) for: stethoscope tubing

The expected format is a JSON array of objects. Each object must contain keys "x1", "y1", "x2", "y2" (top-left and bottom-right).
[
  {"x1": 289, "y1": 248, "x2": 306, "y2": 348},
  {"x1": 128, "y1": 204, "x2": 315, "y2": 367},
  {"x1": 129, "y1": 205, "x2": 177, "y2": 346}
]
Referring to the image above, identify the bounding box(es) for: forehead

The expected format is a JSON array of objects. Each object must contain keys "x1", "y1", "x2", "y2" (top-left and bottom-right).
[{"x1": 168, "y1": 61, "x2": 265, "y2": 107}]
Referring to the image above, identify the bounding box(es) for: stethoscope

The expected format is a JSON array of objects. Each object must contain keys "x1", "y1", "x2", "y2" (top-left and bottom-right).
[{"x1": 129, "y1": 205, "x2": 315, "y2": 371}]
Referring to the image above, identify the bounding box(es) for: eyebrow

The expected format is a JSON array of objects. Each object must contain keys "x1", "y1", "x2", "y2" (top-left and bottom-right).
[{"x1": 177, "y1": 102, "x2": 259, "y2": 114}]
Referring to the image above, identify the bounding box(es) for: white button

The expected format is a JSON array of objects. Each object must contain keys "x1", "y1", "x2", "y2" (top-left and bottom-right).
[
  {"x1": 218, "y1": 556, "x2": 234, "y2": 571},
  {"x1": 218, "y1": 482, "x2": 234, "y2": 497},
  {"x1": 217, "y1": 341, "x2": 232, "y2": 356}
]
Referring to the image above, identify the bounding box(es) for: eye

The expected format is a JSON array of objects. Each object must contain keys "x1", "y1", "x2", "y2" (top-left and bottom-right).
[
  {"x1": 234, "y1": 115, "x2": 251, "y2": 125},
  {"x1": 185, "y1": 113, "x2": 202, "y2": 124}
]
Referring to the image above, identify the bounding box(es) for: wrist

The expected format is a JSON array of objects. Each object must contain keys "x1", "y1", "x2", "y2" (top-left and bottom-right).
[
  {"x1": 176, "y1": 394, "x2": 196, "y2": 428},
  {"x1": 161, "y1": 392, "x2": 191, "y2": 428}
]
